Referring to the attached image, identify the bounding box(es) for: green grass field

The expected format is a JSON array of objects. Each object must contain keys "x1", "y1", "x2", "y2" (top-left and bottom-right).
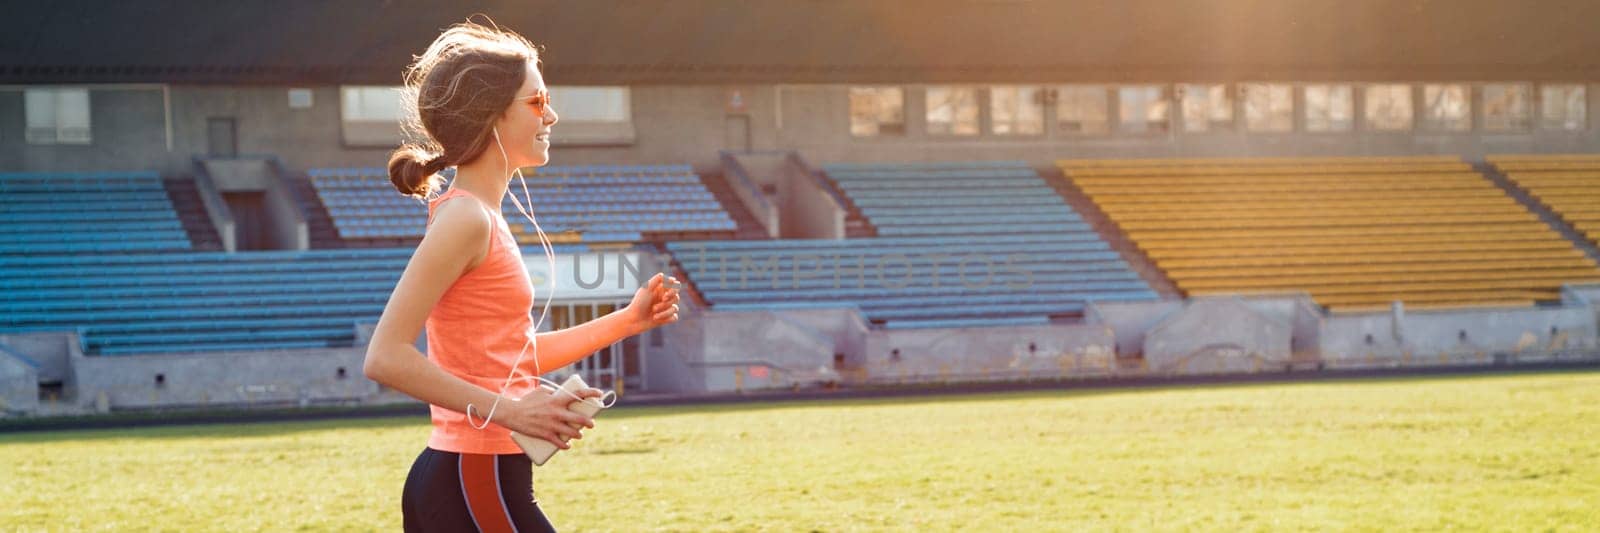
[{"x1": 3, "y1": 371, "x2": 1598, "y2": 532}]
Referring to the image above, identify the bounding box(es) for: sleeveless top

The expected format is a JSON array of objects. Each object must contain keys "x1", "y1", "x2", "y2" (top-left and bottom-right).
[{"x1": 423, "y1": 187, "x2": 542, "y2": 455}]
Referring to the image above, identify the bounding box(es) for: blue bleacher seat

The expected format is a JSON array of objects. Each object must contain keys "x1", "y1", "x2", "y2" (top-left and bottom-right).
[
  {"x1": 0, "y1": 248, "x2": 417, "y2": 355},
  {"x1": 666, "y1": 160, "x2": 1159, "y2": 326},
  {"x1": 308, "y1": 164, "x2": 731, "y2": 244},
  {"x1": 0, "y1": 172, "x2": 193, "y2": 255}
]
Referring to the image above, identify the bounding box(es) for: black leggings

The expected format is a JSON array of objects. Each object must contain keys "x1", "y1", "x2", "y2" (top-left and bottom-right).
[{"x1": 402, "y1": 447, "x2": 556, "y2": 532}]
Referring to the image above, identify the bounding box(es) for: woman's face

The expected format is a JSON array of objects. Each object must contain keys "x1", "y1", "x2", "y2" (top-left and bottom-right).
[{"x1": 494, "y1": 61, "x2": 559, "y2": 168}]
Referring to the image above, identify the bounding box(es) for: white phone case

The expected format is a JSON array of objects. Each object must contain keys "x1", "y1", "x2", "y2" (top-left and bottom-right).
[{"x1": 510, "y1": 373, "x2": 607, "y2": 466}]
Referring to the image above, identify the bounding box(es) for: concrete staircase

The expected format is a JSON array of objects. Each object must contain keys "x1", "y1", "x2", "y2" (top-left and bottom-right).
[
  {"x1": 694, "y1": 171, "x2": 769, "y2": 240},
  {"x1": 1475, "y1": 160, "x2": 1600, "y2": 265},
  {"x1": 284, "y1": 176, "x2": 346, "y2": 249},
  {"x1": 1042, "y1": 166, "x2": 1183, "y2": 299},
  {"x1": 162, "y1": 178, "x2": 224, "y2": 252},
  {"x1": 809, "y1": 167, "x2": 878, "y2": 239}
]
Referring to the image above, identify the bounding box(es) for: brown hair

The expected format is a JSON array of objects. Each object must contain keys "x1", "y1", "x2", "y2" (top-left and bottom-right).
[{"x1": 388, "y1": 17, "x2": 541, "y2": 199}]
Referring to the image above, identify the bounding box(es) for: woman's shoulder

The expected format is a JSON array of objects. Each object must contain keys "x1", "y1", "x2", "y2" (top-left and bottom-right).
[{"x1": 425, "y1": 196, "x2": 493, "y2": 244}]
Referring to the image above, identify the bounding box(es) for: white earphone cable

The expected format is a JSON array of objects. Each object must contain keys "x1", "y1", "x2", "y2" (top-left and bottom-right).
[{"x1": 463, "y1": 127, "x2": 616, "y2": 431}]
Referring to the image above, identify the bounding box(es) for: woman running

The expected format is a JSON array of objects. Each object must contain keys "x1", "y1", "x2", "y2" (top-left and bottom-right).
[{"x1": 362, "y1": 18, "x2": 681, "y2": 532}]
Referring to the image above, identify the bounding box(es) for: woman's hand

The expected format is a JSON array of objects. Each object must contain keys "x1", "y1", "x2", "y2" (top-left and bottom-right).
[
  {"x1": 625, "y1": 272, "x2": 681, "y2": 335},
  {"x1": 500, "y1": 385, "x2": 604, "y2": 449}
]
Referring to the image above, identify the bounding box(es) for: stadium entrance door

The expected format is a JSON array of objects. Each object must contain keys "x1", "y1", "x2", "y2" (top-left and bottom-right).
[{"x1": 544, "y1": 301, "x2": 641, "y2": 393}]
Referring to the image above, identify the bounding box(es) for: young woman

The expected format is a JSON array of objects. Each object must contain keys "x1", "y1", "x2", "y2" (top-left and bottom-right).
[{"x1": 362, "y1": 19, "x2": 680, "y2": 532}]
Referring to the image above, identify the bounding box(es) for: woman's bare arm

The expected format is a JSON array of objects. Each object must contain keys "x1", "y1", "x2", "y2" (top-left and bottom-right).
[{"x1": 526, "y1": 273, "x2": 682, "y2": 372}]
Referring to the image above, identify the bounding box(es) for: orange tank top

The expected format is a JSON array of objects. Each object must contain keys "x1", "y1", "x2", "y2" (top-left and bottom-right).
[{"x1": 423, "y1": 187, "x2": 550, "y2": 455}]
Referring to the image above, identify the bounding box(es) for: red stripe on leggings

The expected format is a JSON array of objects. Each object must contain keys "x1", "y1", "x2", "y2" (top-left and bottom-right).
[{"x1": 459, "y1": 454, "x2": 516, "y2": 533}]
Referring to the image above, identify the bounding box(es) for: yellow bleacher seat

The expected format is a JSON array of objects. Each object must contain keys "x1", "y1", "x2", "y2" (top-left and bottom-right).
[
  {"x1": 1495, "y1": 157, "x2": 1600, "y2": 248},
  {"x1": 1062, "y1": 164, "x2": 1470, "y2": 177},
  {"x1": 1152, "y1": 249, "x2": 1587, "y2": 269},
  {"x1": 1487, "y1": 153, "x2": 1600, "y2": 162},
  {"x1": 1312, "y1": 289, "x2": 1559, "y2": 306},
  {"x1": 1114, "y1": 213, "x2": 1538, "y2": 232},
  {"x1": 1058, "y1": 155, "x2": 1463, "y2": 167},
  {"x1": 1079, "y1": 178, "x2": 1488, "y2": 194},
  {"x1": 1177, "y1": 269, "x2": 1600, "y2": 291},
  {"x1": 1329, "y1": 300, "x2": 1537, "y2": 314},
  {"x1": 1103, "y1": 205, "x2": 1534, "y2": 222},
  {"x1": 1145, "y1": 240, "x2": 1580, "y2": 260},
  {"x1": 511, "y1": 226, "x2": 583, "y2": 245},
  {"x1": 1088, "y1": 188, "x2": 1497, "y2": 202},
  {"x1": 1135, "y1": 233, "x2": 1562, "y2": 252},
  {"x1": 1166, "y1": 259, "x2": 1596, "y2": 279},
  {"x1": 1094, "y1": 198, "x2": 1515, "y2": 215},
  {"x1": 1064, "y1": 156, "x2": 1600, "y2": 310}
]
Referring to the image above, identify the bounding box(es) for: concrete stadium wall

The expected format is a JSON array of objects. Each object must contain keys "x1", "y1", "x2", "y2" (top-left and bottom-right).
[
  {"x1": 1, "y1": 85, "x2": 414, "y2": 175},
  {"x1": 0, "y1": 332, "x2": 74, "y2": 384},
  {"x1": 68, "y1": 346, "x2": 375, "y2": 411},
  {"x1": 705, "y1": 310, "x2": 836, "y2": 387},
  {"x1": 1088, "y1": 295, "x2": 1320, "y2": 365},
  {"x1": 1560, "y1": 283, "x2": 1600, "y2": 314},
  {"x1": 6, "y1": 83, "x2": 1600, "y2": 176},
  {"x1": 1142, "y1": 297, "x2": 1294, "y2": 375},
  {"x1": 777, "y1": 154, "x2": 847, "y2": 240},
  {"x1": 768, "y1": 84, "x2": 1600, "y2": 165},
  {"x1": 6, "y1": 294, "x2": 1600, "y2": 415},
  {"x1": 648, "y1": 308, "x2": 852, "y2": 394},
  {"x1": 641, "y1": 303, "x2": 709, "y2": 393},
  {"x1": 1085, "y1": 300, "x2": 1184, "y2": 356},
  {"x1": 1319, "y1": 305, "x2": 1600, "y2": 368},
  {"x1": 0, "y1": 86, "x2": 170, "y2": 172},
  {"x1": 0, "y1": 346, "x2": 39, "y2": 416},
  {"x1": 863, "y1": 323, "x2": 1117, "y2": 383}
]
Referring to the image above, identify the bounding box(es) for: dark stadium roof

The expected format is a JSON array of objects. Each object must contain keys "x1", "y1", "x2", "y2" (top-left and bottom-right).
[{"x1": 2, "y1": 0, "x2": 1598, "y2": 85}]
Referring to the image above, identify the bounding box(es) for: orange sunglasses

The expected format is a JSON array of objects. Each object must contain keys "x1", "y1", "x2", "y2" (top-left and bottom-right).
[{"x1": 519, "y1": 90, "x2": 551, "y2": 116}]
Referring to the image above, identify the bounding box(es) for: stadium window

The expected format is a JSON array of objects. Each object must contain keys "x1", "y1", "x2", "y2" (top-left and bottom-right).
[
  {"x1": 1179, "y1": 84, "x2": 1233, "y2": 133},
  {"x1": 1481, "y1": 83, "x2": 1532, "y2": 131},
  {"x1": 1304, "y1": 84, "x2": 1353, "y2": 132},
  {"x1": 339, "y1": 85, "x2": 404, "y2": 146},
  {"x1": 341, "y1": 86, "x2": 403, "y2": 122},
  {"x1": 1540, "y1": 84, "x2": 1587, "y2": 130},
  {"x1": 24, "y1": 87, "x2": 91, "y2": 145},
  {"x1": 1054, "y1": 85, "x2": 1109, "y2": 135},
  {"x1": 1421, "y1": 84, "x2": 1471, "y2": 131},
  {"x1": 546, "y1": 86, "x2": 635, "y2": 144},
  {"x1": 925, "y1": 86, "x2": 980, "y2": 136},
  {"x1": 287, "y1": 88, "x2": 314, "y2": 109},
  {"x1": 849, "y1": 87, "x2": 905, "y2": 137},
  {"x1": 1118, "y1": 85, "x2": 1170, "y2": 134},
  {"x1": 1242, "y1": 84, "x2": 1293, "y2": 132},
  {"x1": 989, "y1": 86, "x2": 1044, "y2": 135},
  {"x1": 1364, "y1": 84, "x2": 1414, "y2": 131}
]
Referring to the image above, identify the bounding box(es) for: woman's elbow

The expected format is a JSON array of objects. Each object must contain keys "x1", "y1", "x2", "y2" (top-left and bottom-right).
[{"x1": 362, "y1": 344, "x2": 393, "y2": 384}]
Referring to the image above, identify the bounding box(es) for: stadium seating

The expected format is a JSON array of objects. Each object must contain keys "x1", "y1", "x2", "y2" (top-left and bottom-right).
[
  {"x1": 824, "y1": 161, "x2": 1073, "y2": 237},
  {"x1": 0, "y1": 172, "x2": 192, "y2": 254},
  {"x1": 1059, "y1": 156, "x2": 1600, "y2": 312},
  {"x1": 0, "y1": 244, "x2": 594, "y2": 356},
  {"x1": 667, "y1": 161, "x2": 1158, "y2": 328},
  {"x1": 0, "y1": 249, "x2": 406, "y2": 355},
  {"x1": 1489, "y1": 154, "x2": 1600, "y2": 246},
  {"x1": 308, "y1": 165, "x2": 737, "y2": 245}
]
